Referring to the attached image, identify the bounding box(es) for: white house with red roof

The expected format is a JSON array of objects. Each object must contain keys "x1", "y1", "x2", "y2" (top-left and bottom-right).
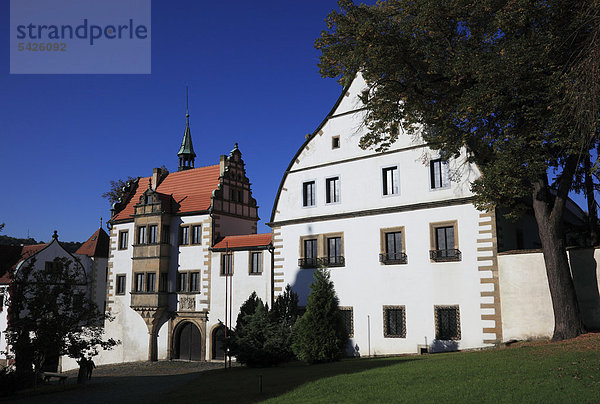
[
  {"x1": 101, "y1": 110, "x2": 273, "y2": 364},
  {"x1": 0, "y1": 228, "x2": 109, "y2": 371}
]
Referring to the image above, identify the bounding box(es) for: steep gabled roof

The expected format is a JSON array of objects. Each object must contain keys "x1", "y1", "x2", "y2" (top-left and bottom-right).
[
  {"x1": 0, "y1": 243, "x2": 48, "y2": 285},
  {"x1": 111, "y1": 164, "x2": 221, "y2": 222},
  {"x1": 76, "y1": 228, "x2": 109, "y2": 258},
  {"x1": 212, "y1": 233, "x2": 272, "y2": 251}
]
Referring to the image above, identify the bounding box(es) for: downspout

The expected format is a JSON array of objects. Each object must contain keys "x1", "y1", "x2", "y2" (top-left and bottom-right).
[{"x1": 269, "y1": 244, "x2": 275, "y2": 307}]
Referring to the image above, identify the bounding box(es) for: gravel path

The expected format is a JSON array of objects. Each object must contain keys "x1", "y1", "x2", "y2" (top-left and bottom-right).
[{"x1": 8, "y1": 361, "x2": 229, "y2": 403}]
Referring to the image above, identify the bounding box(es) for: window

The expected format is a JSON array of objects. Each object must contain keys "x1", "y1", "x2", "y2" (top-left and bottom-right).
[
  {"x1": 221, "y1": 254, "x2": 233, "y2": 275},
  {"x1": 159, "y1": 273, "x2": 168, "y2": 292},
  {"x1": 325, "y1": 176, "x2": 340, "y2": 203},
  {"x1": 177, "y1": 272, "x2": 188, "y2": 292},
  {"x1": 118, "y1": 231, "x2": 129, "y2": 250},
  {"x1": 430, "y1": 221, "x2": 461, "y2": 261},
  {"x1": 382, "y1": 166, "x2": 399, "y2": 196},
  {"x1": 190, "y1": 272, "x2": 200, "y2": 292},
  {"x1": 340, "y1": 307, "x2": 354, "y2": 338},
  {"x1": 250, "y1": 252, "x2": 263, "y2": 274},
  {"x1": 192, "y1": 225, "x2": 202, "y2": 245},
  {"x1": 332, "y1": 136, "x2": 340, "y2": 149},
  {"x1": 179, "y1": 226, "x2": 189, "y2": 245},
  {"x1": 303, "y1": 181, "x2": 316, "y2": 207},
  {"x1": 162, "y1": 225, "x2": 170, "y2": 244},
  {"x1": 299, "y1": 238, "x2": 318, "y2": 268},
  {"x1": 134, "y1": 273, "x2": 144, "y2": 292},
  {"x1": 435, "y1": 305, "x2": 461, "y2": 340},
  {"x1": 145, "y1": 194, "x2": 153, "y2": 204},
  {"x1": 430, "y1": 158, "x2": 450, "y2": 189},
  {"x1": 146, "y1": 272, "x2": 156, "y2": 292},
  {"x1": 116, "y1": 275, "x2": 126, "y2": 295},
  {"x1": 137, "y1": 226, "x2": 147, "y2": 244},
  {"x1": 45, "y1": 261, "x2": 58, "y2": 271},
  {"x1": 380, "y1": 228, "x2": 407, "y2": 264},
  {"x1": 383, "y1": 306, "x2": 406, "y2": 338},
  {"x1": 148, "y1": 225, "x2": 158, "y2": 244},
  {"x1": 326, "y1": 237, "x2": 344, "y2": 267}
]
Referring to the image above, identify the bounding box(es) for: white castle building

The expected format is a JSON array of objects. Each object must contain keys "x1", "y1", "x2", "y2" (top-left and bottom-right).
[{"x1": 99, "y1": 75, "x2": 599, "y2": 365}]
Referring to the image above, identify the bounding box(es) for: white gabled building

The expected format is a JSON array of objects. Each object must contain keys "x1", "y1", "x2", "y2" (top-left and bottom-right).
[
  {"x1": 101, "y1": 110, "x2": 273, "y2": 364},
  {"x1": 268, "y1": 74, "x2": 591, "y2": 355}
]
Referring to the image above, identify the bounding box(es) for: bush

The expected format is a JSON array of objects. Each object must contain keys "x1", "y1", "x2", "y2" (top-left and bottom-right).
[{"x1": 292, "y1": 270, "x2": 348, "y2": 364}]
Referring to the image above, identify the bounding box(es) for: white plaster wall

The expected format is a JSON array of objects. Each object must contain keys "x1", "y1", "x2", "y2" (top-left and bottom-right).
[
  {"x1": 173, "y1": 215, "x2": 209, "y2": 271},
  {"x1": 498, "y1": 252, "x2": 554, "y2": 340},
  {"x1": 278, "y1": 203, "x2": 484, "y2": 356},
  {"x1": 208, "y1": 249, "x2": 272, "y2": 359}
]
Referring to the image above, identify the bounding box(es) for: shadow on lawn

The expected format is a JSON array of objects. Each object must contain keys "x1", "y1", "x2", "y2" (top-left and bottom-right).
[{"x1": 167, "y1": 357, "x2": 417, "y2": 403}]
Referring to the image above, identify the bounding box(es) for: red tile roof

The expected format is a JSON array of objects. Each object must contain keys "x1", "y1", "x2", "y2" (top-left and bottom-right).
[
  {"x1": 0, "y1": 243, "x2": 48, "y2": 284},
  {"x1": 76, "y1": 228, "x2": 109, "y2": 258},
  {"x1": 213, "y1": 233, "x2": 272, "y2": 250},
  {"x1": 112, "y1": 165, "x2": 221, "y2": 222}
]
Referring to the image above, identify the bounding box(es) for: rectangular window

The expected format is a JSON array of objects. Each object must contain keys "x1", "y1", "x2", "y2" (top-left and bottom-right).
[
  {"x1": 134, "y1": 273, "x2": 144, "y2": 292},
  {"x1": 191, "y1": 225, "x2": 202, "y2": 245},
  {"x1": 177, "y1": 272, "x2": 188, "y2": 292},
  {"x1": 162, "y1": 225, "x2": 170, "y2": 244},
  {"x1": 137, "y1": 226, "x2": 147, "y2": 244},
  {"x1": 118, "y1": 231, "x2": 129, "y2": 250},
  {"x1": 381, "y1": 231, "x2": 407, "y2": 264},
  {"x1": 383, "y1": 306, "x2": 406, "y2": 338},
  {"x1": 116, "y1": 275, "x2": 126, "y2": 295},
  {"x1": 250, "y1": 252, "x2": 263, "y2": 274},
  {"x1": 179, "y1": 226, "x2": 189, "y2": 246},
  {"x1": 303, "y1": 181, "x2": 316, "y2": 207},
  {"x1": 190, "y1": 272, "x2": 200, "y2": 292},
  {"x1": 340, "y1": 307, "x2": 354, "y2": 338},
  {"x1": 159, "y1": 273, "x2": 168, "y2": 292},
  {"x1": 382, "y1": 166, "x2": 399, "y2": 196},
  {"x1": 299, "y1": 238, "x2": 318, "y2": 268},
  {"x1": 326, "y1": 176, "x2": 340, "y2": 203},
  {"x1": 435, "y1": 306, "x2": 461, "y2": 340},
  {"x1": 146, "y1": 272, "x2": 156, "y2": 292},
  {"x1": 45, "y1": 261, "x2": 58, "y2": 271},
  {"x1": 221, "y1": 254, "x2": 233, "y2": 275},
  {"x1": 148, "y1": 225, "x2": 158, "y2": 244},
  {"x1": 430, "y1": 159, "x2": 450, "y2": 189},
  {"x1": 327, "y1": 237, "x2": 344, "y2": 266},
  {"x1": 332, "y1": 136, "x2": 340, "y2": 149}
]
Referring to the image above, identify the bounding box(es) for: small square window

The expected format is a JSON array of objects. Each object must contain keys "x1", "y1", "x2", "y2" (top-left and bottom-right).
[
  {"x1": 383, "y1": 306, "x2": 406, "y2": 338},
  {"x1": 340, "y1": 307, "x2": 354, "y2": 338},
  {"x1": 116, "y1": 275, "x2": 126, "y2": 295},
  {"x1": 435, "y1": 305, "x2": 461, "y2": 340},
  {"x1": 118, "y1": 231, "x2": 129, "y2": 250},
  {"x1": 303, "y1": 181, "x2": 316, "y2": 207},
  {"x1": 250, "y1": 252, "x2": 263, "y2": 274},
  {"x1": 326, "y1": 176, "x2": 340, "y2": 204},
  {"x1": 332, "y1": 136, "x2": 340, "y2": 149}
]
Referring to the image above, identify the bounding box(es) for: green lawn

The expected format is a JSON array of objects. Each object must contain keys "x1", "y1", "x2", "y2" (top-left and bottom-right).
[{"x1": 163, "y1": 334, "x2": 600, "y2": 403}]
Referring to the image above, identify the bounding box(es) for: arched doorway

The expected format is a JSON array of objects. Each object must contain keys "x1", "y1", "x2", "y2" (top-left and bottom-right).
[
  {"x1": 175, "y1": 322, "x2": 202, "y2": 361},
  {"x1": 212, "y1": 326, "x2": 226, "y2": 360}
]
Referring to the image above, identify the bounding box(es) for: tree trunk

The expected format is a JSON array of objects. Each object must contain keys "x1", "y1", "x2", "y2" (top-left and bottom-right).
[
  {"x1": 584, "y1": 154, "x2": 598, "y2": 245},
  {"x1": 532, "y1": 176, "x2": 584, "y2": 340}
]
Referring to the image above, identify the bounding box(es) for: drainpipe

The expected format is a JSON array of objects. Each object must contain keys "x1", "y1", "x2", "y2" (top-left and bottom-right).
[{"x1": 269, "y1": 245, "x2": 275, "y2": 307}]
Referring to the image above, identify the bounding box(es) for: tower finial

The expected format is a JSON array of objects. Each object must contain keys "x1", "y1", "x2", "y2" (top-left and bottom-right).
[
  {"x1": 100, "y1": 217, "x2": 103, "y2": 229},
  {"x1": 186, "y1": 85, "x2": 189, "y2": 118}
]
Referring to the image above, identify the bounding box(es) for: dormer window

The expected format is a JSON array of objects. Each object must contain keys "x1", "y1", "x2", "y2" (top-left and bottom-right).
[{"x1": 145, "y1": 194, "x2": 153, "y2": 204}]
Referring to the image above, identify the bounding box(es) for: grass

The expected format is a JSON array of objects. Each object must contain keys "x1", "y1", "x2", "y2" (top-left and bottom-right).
[{"x1": 163, "y1": 333, "x2": 600, "y2": 403}]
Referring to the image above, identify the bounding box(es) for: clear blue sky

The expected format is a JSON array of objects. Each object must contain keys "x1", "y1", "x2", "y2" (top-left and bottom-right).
[
  {"x1": 0, "y1": 1, "x2": 590, "y2": 243},
  {"x1": 0, "y1": 1, "x2": 364, "y2": 242}
]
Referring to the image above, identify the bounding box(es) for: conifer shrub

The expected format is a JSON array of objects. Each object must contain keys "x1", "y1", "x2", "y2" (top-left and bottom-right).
[{"x1": 292, "y1": 270, "x2": 348, "y2": 364}]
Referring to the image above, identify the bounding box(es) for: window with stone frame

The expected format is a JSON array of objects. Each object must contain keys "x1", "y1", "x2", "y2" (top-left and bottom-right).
[
  {"x1": 179, "y1": 225, "x2": 190, "y2": 246},
  {"x1": 191, "y1": 224, "x2": 202, "y2": 245},
  {"x1": 118, "y1": 230, "x2": 129, "y2": 250},
  {"x1": 177, "y1": 272, "x2": 188, "y2": 292},
  {"x1": 134, "y1": 273, "x2": 144, "y2": 292},
  {"x1": 299, "y1": 238, "x2": 318, "y2": 268},
  {"x1": 429, "y1": 221, "x2": 461, "y2": 262},
  {"x1": 383, "y1": 305, "x2": 406, "y2": 338},
  {"x1": 137, "y1": 226, "x2": 147, "y2": 245},
  {"x1": 435, "y1": 305, "x2": 461, "y2": 340},
  {"x1": 221, "y1": 253, "x2": 233, "y2": 275},
  {"x1": 116, "y1": 274, "x2": 126, "y2": 295},
  {"x1": 190, "y1": 272, "x2": 200, "y2": 292},
  {"x1": 250, "y1": 251, "x2": 263, "y2": 274},
  {"x1": 146, "y1": 272, "x2": 156, "y2": 292},
  {"x1": 148, "y1": 225, "x2": 158, "y2": 244},
  {"x1": 340, "y1": 307, "x2": 354, "y2": 338}
]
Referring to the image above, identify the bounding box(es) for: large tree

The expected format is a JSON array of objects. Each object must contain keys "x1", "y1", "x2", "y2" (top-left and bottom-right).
[
  {"x1": 316, "y1": 0, "x2": 600, "y2": 340},
  {"x1": 6, "y1": 257, "x2": 117, "y2": 386}
]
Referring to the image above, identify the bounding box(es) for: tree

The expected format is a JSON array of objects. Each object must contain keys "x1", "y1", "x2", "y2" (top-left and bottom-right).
[
  {"x1": 5, "y1": 257, "x2": 118, "y2": 386},
  {"x1": 102, "y1": 176, "x2": 136, "y2": 206},
  {"x1": 316, "y1": 0, "x2": 600, "y2": 340},
  {"x1": 292, "y1": 270, "x2": 348, "y2": 363},
  {"x1": 270, "y1": 284, "x2": 299, "y2": 327}
]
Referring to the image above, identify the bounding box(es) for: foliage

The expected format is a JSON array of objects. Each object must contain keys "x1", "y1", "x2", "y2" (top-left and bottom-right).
[
  {"x1": 5, "y1": 257, "x2": 118, "y2": 386},
  {"x1": 102, "y1": 176, "x2": 136, "y2": 206},
  {"x1": 316, "y1": 0, "x2": 600, "y2": 340},
  {"x1": 292, "y1": 270, "x2": 348, "y2": 364},
  {"x1": 0, "y1": 223, "x2": 4, "y2": 233},
  {"x1": 270, "y1": 284, "x2": 299, "y2": 327}
]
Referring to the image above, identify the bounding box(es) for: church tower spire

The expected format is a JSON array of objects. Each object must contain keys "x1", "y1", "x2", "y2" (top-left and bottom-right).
[{"x1": 178, "y1": 86, "x2": 196, "y2": 171}]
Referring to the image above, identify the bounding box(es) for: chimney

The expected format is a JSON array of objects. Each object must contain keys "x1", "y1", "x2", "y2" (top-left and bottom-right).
[
  {"x1": 152, "y1": 167, "x2": 168, "y2": 191},
  {"x1": 219, "y1": 155, "x2": 227, "y2": 176}
]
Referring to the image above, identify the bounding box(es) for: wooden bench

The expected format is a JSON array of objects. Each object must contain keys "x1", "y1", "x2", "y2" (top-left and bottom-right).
[{"x1": 42, "y1": 372, "x2": 68, "y2": 384}]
